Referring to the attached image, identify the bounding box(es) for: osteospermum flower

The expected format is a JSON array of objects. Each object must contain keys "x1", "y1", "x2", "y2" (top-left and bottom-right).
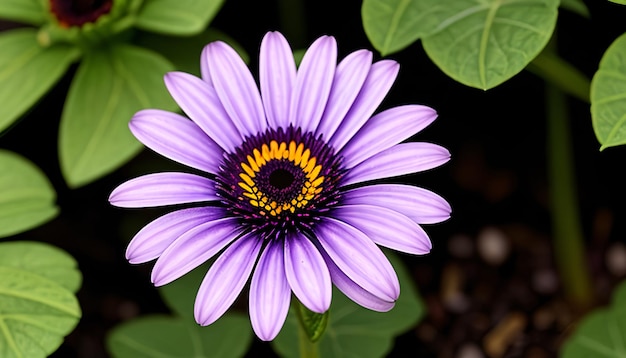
[{"x1": 109, "y1": 31, "x2": 451, "y2": 340}]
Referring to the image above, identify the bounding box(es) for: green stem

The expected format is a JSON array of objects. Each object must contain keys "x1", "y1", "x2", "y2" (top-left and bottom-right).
[
  {"x1": 296, "y1": 309, "x2": 320, "y2": 358},
  {"x1": 546, "y1": 76, "x2": 594, "y2": 309},
  {"x1": 528, "y1": 50, "x2": 591, "y2": 104}
]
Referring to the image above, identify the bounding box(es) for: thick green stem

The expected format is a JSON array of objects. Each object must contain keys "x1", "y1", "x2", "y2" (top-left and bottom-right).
[
  {"x1": 296, "y1": 308, "x2": 320, "y2": 358},
  {"x1": 529, "y1": 50, "x2": 591, "y2": 104},
  {"x1": 546, "y1": 80, "x2": 593, "y2": 309}
]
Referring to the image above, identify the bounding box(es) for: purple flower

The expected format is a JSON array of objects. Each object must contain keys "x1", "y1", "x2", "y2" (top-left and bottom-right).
[{"x1": 109, "y1": 31, "x2": 451, "y2": 341}]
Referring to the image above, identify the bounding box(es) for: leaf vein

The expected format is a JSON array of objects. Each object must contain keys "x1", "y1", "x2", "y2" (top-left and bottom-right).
[
  {"x1": 0, "y1": 317, "x2": 21, "y2": 357},
  {"x1": 381, "y1": 0, "x2": 411, "y2": 54}
]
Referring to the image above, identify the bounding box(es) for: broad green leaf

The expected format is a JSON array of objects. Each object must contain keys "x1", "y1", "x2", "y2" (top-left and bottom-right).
[
  {"x1": 591, "y1": 33, "x2": 626, "y2": 150},
  {"x1": 361, "y1": 0, "x2": 444, "y2": 56},
  {"x1": 0, "y1": 29, "x2": 78, "y2": 134},
  {"x1": 134, "y1": 27, "x2": 249, "y2": 76},
  {"x1": 560, "y1": 280, "x2": 626, "y2": 357},
  {"x1": 0, "y1": 150, "x2": 58, "y2": 238},
  {"x1": 107, "y1": 314, "x2": 253, "y2": 358},
  {"x1": 59, "y1": 43, "x2": 176, "y2": 188},
  {"x1": 0, "y1": 241, "x2": 81, "y2": 293},
  {"x1": 296, "y1": 303, "x2": 329, "y2": 343},
  {"x1": 0, "y1": 241, "x2": 81, "y2": 358},
  {"x1": 608, "y1": 0, "x2": 626, "y2": 5},
  {"x1": 422, "y1": 0, "x2": 559, "y2": 90},
  {"x1": 0, "y1": 0, "x2": 46, "y2": 25},
  {"x1": 272, "y1": 252, "x2": 424, "y2": 358},
  {"x1": 134, "y1": 0, "x2": 224, "y2": 36},
  {"x1": 559, "y1": 0, "x2": 590, "y2": 17}
]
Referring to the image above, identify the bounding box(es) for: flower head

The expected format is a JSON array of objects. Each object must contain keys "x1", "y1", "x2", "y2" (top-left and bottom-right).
[
  {"x1": 109, "y1": 31, "x2": 451, "y2": 341},
  {"x1": 49, "y1": 0, "x2": 113, "y2": 27}
]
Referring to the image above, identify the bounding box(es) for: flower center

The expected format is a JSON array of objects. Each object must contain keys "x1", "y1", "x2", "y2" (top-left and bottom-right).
[
  {"x1": 49, "y1": 0, "x2": 113, "y2": 27},
  {"x1": 269, "y1": 169, "x2": 294, "y2": 189},
  {"x1": 217, "y1": 127, "x2": 344, "y2": 235},
  {"x1": 237, "y1": 139, "x2": 325, "y2": 217}
]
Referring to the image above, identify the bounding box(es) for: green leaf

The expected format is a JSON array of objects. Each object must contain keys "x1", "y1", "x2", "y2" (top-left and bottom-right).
[
  {"x1": 59, "y1": 43, "x2": 176, "y2": 188},
  {"x1": 422, "y1": 0, "x2": 559, "y2": 90},
  {"x1": 0, "y1": 241, "x2": 81, "y2": 358},
  {"x1": 591, "y1": 32, "x2": 626, "y2": 150},
  {"x1": 560, "y1": 280, "x2": 626, "y2": 357},
  {"x1": 134, "y1": 0, "x2": 225, "y2": 36},
  {"x1": 361, "y1": 0, "x2": 445, "y2": 56},
  {"x1": 296, "y1": 303, "x2": 329, "y2": 343},
  {"x1": 0, "y1": 29, "x2": 78, "y2": 134},
  {"x1": 272, "y1": 252, "x2": 424, "y2": 358},
  {"x1": 107, "y1": 314, "x2": 253, "y2": 358},
  {"x1": 559, "y1": 0, "x2": 590, "y2": 17},
  {"x1": 0, "y1": 241, "x2": 81, "y2": 293},
  {"x1": 0, "y1": 150, "x2": 58, "y2": 238},
  {"x1": 134, "y1": 27, "x2": 249, "y2": 77},
  {"x1": 0, "y1": 0, "x2": 46, "y2": 25},
  {"x1": 608, "y1": 0, "x2": 626, "y2": 5}
]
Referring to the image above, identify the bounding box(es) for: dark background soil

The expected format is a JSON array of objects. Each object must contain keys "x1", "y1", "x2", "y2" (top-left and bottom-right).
[{"x1": 3, "y1": 0, "x2": 626, "y2": 357}]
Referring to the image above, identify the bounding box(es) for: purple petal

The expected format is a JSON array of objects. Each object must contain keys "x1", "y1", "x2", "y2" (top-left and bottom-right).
[
  {"x1": 205, "y1": 41, "x2": 266, "y2": 136},
  {"x1": 200, "y1": 45, "x2": 214, "y2": 86},
  {"x1": 195, "y1": 233, "x2": 263, "y2": 326},
  {"x1": 130, "y1": 109, "x2": 222, "y2": 174},
  {"x1": 109, "y1": 172, "x2": 218, "y2": 208},
  {"x1": 260, "y1": 32, "x2": 296, "y2": 129},
  {"x1": 315, "y1": 50, "x2": 372, "y2": 140},
  {"x1": 164, "y1": 71, "x2": 241, "y2": 152},
  {"x1": 313, "y1": 217, "x2": 399, "y2": 302},
  {"x1": 289, "y1": 36, "x2": 337, "y2": 133},
  {"x1": 126, "y1": 207, "x2": 225, "y2": 264},
  {"x1": 284, "y1": 232, "x2": 332, "y2": 313},
  {"x1": 343, "y1": 142, "x2": 450, "y2": 186},
  {"x1": 320, "y1": 249, "x2": 395, "y2": 312},
  {"x1": 340, "y1": 104, "x2": 438, "y2": 168},
  {"x1": 151, "y1": 217, "x2": 241, "y2": 286},
  {"x1": 329, "y1": 60, "x2": 399, "y2": 151},
  {"x1": 342, "y1": 184, "x2": 451, "y2": 224},
  {"x1": 333, "y1": 205, "x2": 431, "y2": 255},
  {"x1": 249, "y1": 240, "x2": 291, "y2": 341}
]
